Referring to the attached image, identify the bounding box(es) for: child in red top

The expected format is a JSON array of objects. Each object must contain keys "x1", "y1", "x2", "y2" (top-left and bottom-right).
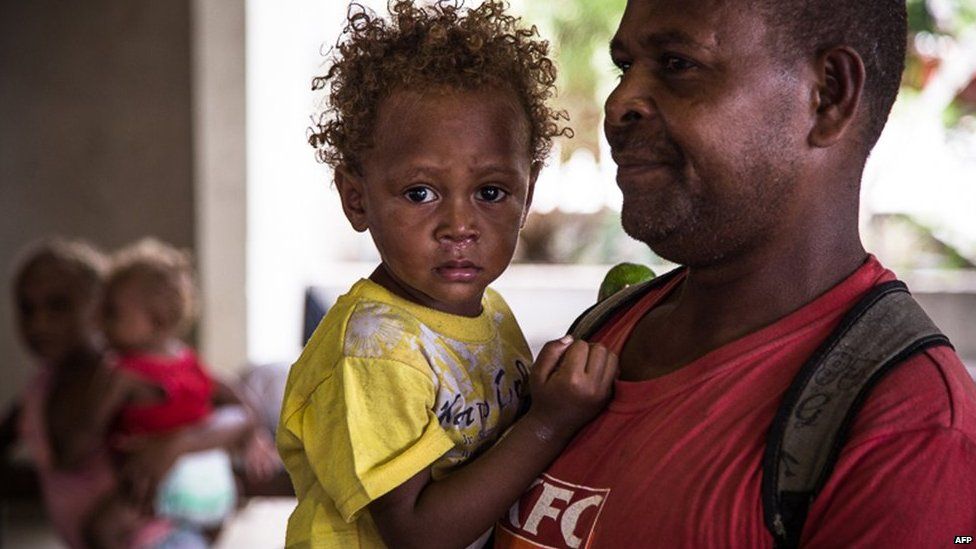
[
  {"x1": 84, "y1": 238, "x2": 277, "y2": 548},
  {"x1": 100, "y1": 240, "x2": 214, "y2": 439},
  {"x1": 112, "y1": 349, "x2": 214, "y2": 436}
]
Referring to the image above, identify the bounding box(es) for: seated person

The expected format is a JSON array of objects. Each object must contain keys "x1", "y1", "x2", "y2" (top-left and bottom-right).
[{"x1": 3, "y1": 237, "x2": 272, "y2": 548}]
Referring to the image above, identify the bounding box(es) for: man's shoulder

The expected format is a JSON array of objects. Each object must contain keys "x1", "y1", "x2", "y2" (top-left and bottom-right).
[
  {"x1": 849, "y1": 344, "x2": 976, "y2": 444},
  {"x1": 804, "y1": 346, "x2": 976, "y2": 542}
]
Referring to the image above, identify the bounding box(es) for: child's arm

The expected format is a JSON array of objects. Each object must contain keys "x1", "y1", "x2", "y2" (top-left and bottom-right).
[
  {"x1": 0, "y1": 402, "x2": 38, "y2": 498},
  {"x1": 115, "y1": 404, "x2": 254, "y2": 510},
  {"x1": 0, "y1": 403, "x2": 20, "y2": 454},
  {"x1": 211, "y1": 376, "x2": 281, "y2": 483},
  {"x1": 53, "y1": 366, "x2": 149, "y2": 469},
  {"x1": 368, "y1": 337, "x2": 617, "y2": 549}
]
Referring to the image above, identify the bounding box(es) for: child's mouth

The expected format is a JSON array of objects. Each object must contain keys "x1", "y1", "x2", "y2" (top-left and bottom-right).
[{"x1": 435, "y1": 260, "x2": 482, "y2": 282}]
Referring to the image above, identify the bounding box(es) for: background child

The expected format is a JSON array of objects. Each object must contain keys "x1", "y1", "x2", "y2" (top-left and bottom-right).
[
  {"x1": 276, "y1": 2, "x2": 616, "y2": 547},
  {"x1": 2, "y1": 238, "x2": 117, "y2": 548},
  {"x1": 82, "y1": 238, "x2": 277, "y2": 548}
]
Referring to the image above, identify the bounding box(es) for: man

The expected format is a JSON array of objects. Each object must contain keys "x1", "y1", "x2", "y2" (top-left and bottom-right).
[{"x1": 495, "y1": 0, "x2": 976, "y2": 547}]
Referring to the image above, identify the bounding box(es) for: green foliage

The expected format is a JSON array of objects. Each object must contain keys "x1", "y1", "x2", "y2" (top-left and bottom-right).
[
  {"x1": 943, "y1": 98, "x2": 973, "y2": 128},
  {"x1": 908, "y1": 0, "x2": 976, "y2": 35},
  {"x1": 521, "y1": 0, "x2": 626, "y2": 160},
  {"x1": 907, "y1": 0, "x2": 937, "y2": 34},
  {"x1": 904, "y1": 0, "x2": 976, "y2": 130}
]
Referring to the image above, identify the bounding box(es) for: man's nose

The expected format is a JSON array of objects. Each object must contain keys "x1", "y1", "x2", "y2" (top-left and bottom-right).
[
  {"x1": 605, "y1": 71, "x2": 657, "y2": 129},
  {"x1": 436, "y1": 197, "x2": 479, "y2": 245}
]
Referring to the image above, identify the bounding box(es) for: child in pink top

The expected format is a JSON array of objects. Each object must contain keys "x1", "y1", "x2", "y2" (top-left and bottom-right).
[
  {"x1": 100, "y1": 239, "x2": 217, "y2": 441},
  {"x1": 5, "y1": 238, "x2": 117, "y2": 548}
]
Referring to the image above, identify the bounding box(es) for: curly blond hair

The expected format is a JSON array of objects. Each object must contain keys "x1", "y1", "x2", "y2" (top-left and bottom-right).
[
  {"x1": 309, "y1": 0, "x2": 571, "y2": 173},
  {"x1": 107, "y1": 238, "x2": 197, "y2": 335}
]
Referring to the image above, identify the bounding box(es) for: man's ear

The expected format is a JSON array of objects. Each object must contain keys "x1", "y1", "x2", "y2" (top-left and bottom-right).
[
  {"x1": 521, "y1": 162, "x2": 542, "y2": 228},
  {"x1": 809, "y1": 46, "x2": 865, "y2": 148},
  {"x1": 334, "y1": 167, "x2": 369, "y2": 233}
]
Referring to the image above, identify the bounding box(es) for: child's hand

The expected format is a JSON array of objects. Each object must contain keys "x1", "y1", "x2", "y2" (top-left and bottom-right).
[
  {"x1": 240, "y1": 429, "x2": 280, "y2": 482},
  {"x1": 525, "y1": 335, "x2": 618, "y2": 441},
  {"x1": 113, "y1": 431, "x2": 182, "y2": 512}
]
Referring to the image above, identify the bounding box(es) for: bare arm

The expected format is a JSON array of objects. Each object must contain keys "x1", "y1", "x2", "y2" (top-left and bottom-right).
[
  {"x1": 0, "y1": 403, "x2": 20, "y2": 454},
  {"x1": 211, "y1": 376, "x2": 283, "y2": 483},
  {"x1": 0, "y1": 402, "x2": 38, "y2": 498},
  {"x1": 369, "y1": 338, "x2": 617, "y2": 549},
  {"x1": 211, "y1": 376, "x2": 268, "y2": 438},
  {"x1": 54, "y1": 366, "x2": 141, "y2": 469},
  {"x1": 116, "y1": 404, "x2": 253, "y2": 510}
]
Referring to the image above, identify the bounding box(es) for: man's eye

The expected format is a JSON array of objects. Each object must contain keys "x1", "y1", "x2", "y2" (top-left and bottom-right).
[
  {"x1": 477, "y1": 186, "x2": 508, "y2": 203},
  {"x1": 404, "y1": 186, "x2": 437, "y2": 203},
  {"x1": 661, "y1": 55, "x2": 696, "y2": 73},
  {"x1": 612, "y1": 59, "x2": 632, "y2": 75}
]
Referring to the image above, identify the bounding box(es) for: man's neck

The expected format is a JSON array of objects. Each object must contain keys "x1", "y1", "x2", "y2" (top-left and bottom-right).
[
  {"x1": 680, "y1": 241, "x2": 867, "y2": 336},
  {"x1": 621, "y1": 225, "x2": 867, "y2": 381},
  {"x1": 681, "y1": 181, "x2": 868, "y2": 344}
]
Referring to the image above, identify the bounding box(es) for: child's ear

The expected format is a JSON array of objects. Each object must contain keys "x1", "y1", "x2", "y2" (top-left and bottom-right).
[
  {"x1": 520, "y1": 162, "x2": 542, "y2": 228},
  {"x1": 334, "y1": 167, "x2": 369, "y2": 233}
]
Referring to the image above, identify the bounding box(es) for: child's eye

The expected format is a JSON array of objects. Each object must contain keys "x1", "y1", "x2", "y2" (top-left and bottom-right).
[
  {"x1": 476, "y1": 186, "x2": 508, "y2": 203},
  {"x1": 404, "y1": 186, "x2": 437, "y2": 203},
  {"x1": 46, "y1": 296, "x2": 71, "y2": 313}
]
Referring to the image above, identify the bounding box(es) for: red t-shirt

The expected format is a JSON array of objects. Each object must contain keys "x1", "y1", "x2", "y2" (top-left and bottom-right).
[
  {"x1": 116, "y1": 348, "x2": 215, "y2": 435},
  {"x1": 496, "y1": 256, "x2": 976, "y2": 548}
]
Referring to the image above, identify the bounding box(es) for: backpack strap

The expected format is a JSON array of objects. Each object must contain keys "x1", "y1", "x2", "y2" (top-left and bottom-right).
[
  {"x1": 567, "y1": 266, "x2": 686, "y2": 340},
  {"x1": 761, "y1": 280, "x2": 953, "y2": 548}
]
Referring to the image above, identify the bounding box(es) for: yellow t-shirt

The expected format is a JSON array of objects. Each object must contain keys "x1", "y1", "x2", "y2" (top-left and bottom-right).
[{"x1": 276, "y1": 279, "x2": 532, "y2": 548}]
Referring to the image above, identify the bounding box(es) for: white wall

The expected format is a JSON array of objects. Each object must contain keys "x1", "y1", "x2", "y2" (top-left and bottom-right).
[
  {"x1": 246, "y1": 1, "x2": 378, "y2": 365},
  {"x1": 0, "y1": 0, "x2": 195, "y2": 407},
  {"x1": 193, "y1": 0, "x2": 248, "y2": 376}
]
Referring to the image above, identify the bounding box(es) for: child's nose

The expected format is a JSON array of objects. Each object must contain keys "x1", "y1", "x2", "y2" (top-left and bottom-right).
[{"x1": 436, "y1": 199, "x2": 479, "y2": 245}]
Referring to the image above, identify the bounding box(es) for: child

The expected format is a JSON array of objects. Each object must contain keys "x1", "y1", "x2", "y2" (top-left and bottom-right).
[
  {"x1": 84, "y1": 238, "x2": 276, "y2": 548},
  {"x1": 276, "y1": 2, "x2": 618, "y2": 547},
  {"x1": 4, "y1": 238, "x2": 269, "y2": 548},
  {"x1": 5, "y1": 238, "x2": 117, "y2": 548}
]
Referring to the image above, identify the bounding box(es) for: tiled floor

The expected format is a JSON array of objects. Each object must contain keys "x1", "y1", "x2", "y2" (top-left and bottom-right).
[{"x1": 214, "y1": 498, "x2": 294, "y2": 549}]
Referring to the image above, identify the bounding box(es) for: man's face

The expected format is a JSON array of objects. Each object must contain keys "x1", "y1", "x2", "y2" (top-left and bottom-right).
[{"x1": 605, "y1": 0, "x2": 811, "y2": 266}]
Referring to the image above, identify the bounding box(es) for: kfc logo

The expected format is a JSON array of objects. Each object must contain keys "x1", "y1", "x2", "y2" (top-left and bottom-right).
[{"x1": 497, "y1": 474, "x2": 610, "y2": 548}]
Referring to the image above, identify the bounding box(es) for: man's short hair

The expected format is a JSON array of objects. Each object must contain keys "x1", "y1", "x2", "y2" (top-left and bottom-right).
[{"x1": 757, "y1": 0, "x2": 907, "y2": 151}]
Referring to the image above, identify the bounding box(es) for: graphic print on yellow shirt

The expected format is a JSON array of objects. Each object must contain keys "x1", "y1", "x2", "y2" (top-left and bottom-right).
[{"x1": 277, "y1": 279, "x2": 532, "y2": 548}]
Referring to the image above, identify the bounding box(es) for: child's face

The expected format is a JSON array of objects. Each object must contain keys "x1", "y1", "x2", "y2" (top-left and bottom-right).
[
  {"x1": 101, "y1": 279, "x2": 158, "y2": 353},
  {"x1": 336, "y1": 88, "x2": 538, "y2": 316},
  {"x1": 15, "y1": 262, "x2": 98, "y2": 365}
]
